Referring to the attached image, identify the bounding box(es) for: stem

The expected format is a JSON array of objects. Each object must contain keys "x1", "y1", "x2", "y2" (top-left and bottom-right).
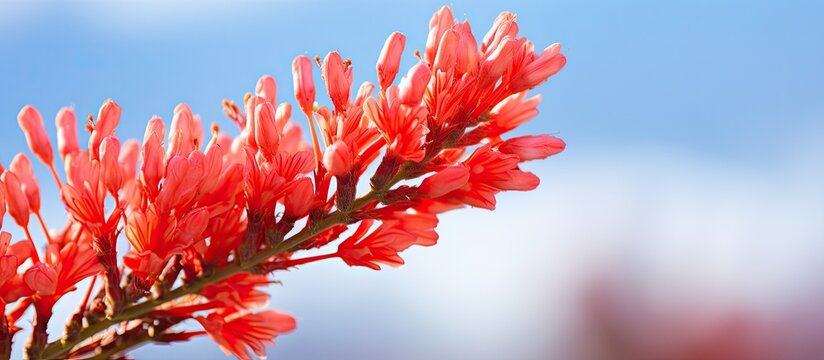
[
  {"x1": 276, "y1": 252, "x2": 339, "y2": 268},
  {"x1": 64, "y1": 275, "x2": 97, "y2": 342},
  {"x1": 48, "y1": 164, "x2": 62, "y2": 189},
  {"x1": 22, "y1": 226, "x2": 40, "y2": 263},
  {"x1": 86, "y1": 318, "x2": 182, "y2": 360},
  {"x1": 86, "y1": 333, "x2": 149, "y2": 360},
  {"x1": 41, "y1": 165, "x2": 409, "y2": 359},
  {"x1": 303, "y1": 110, "x2": 323, "y2": 167},
  {"x1": 0, "y1": 303, "x2": 10, "y2": 360},
  {"x1": 24, "y1": 304, "x2": 51, "y2": 360},
  {"x1": 80, "y1": 275, "x2": 98, "y2": 311},
  {"x1": 35, "y1": 212, "x2": 54, "y2": 244}
]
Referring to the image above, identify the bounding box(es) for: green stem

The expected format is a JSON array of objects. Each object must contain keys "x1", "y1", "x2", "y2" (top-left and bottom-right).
[
  {"x1": 84, "y1": 318, "x2": 183, "y2": 360},
  {"x1": 85, "y1": 331, "x2": 149, "y2": 360}
]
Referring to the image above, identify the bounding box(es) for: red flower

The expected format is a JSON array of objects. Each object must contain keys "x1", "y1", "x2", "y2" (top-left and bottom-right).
[
  {"x1": 338, "y1": 210, "x2": 439, "y2": 270},
  {"x1": 0, "y1": 6, "x2": 566, "y2": 358},
  {"x1": 377, "y1": 32, "x2": 406, "y2": 90},
  {"x1": 0, "y1": 232, "x2": 19, "y2": 290},
  {"x1": 498, "y1": 134, "x2": 566, "y2": 161},
  {"x1": 363, "y1": 86, "x2": 428, "y2": 162},
  {"x1": 16, "y1": 105, "x2": 54, "y2": 167},
  {"x1": 431, "y1": 145, "x2": 540, "y2": 210},
  {"x1": 200, "y1": 273, "x2": 271, "y2": 310},
  {"x1": 196, "y1": 310, "x2": 296, "y2": 360}
]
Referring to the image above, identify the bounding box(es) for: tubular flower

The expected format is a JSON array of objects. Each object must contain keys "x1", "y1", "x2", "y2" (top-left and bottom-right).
[
  {"x1": 321, "y1": 51, "x2": 353, "y2": 111},
  {"x1": 427, "y1": 145, "x2": 541, "y2": 210},
  {"x1": 196, "y1": 310, "x2": 296, "y2": 360},
  {"x1": 199, "y1": 273, "x2": 271, "y2": 310},
  {"x1": 17, "y1": 105, "x2": 54, "y2": 166},
  {"x1": 498, "y1": 134, "x2": 566, "y2": 161},
  {"x1": 0, "y1": 7, "x2": 565, "y2": 359},
  {"x1": 9, "y1": 154, "x2": 41, "y2": 213},
  {"x1": 338, "y1": 210, "x2": 439, "y2": 270},
  {"x1": 418, "y1": 165, "x2": 471, "y2": 198},
  {"x1": 55, "y1": 107, "x2": 79, "y2": 161},
  {"x1": 255, "y1": 75, "x2": 277, "y2": 105},
  {"x1": 322, "y1": 140, "x2": 353, "y2": 177},
  {"x1": 364, "y1": 86, "x2": 428, "y2": 162},
  {"x1": 377, "y1": 32, "x2": 406, "y2": 89},
  {"x1": 2, "y1": 172, "x2": 30, "y2": 228},
  {"x1": 292, "y1": 55, "x2": 316, "y2": 116},
  {"x1": 88, "y1": 99, "x2": 121, "y2": 160},
  {"x1": 0, "y1": 232, "x2": 19, "y2": 290}
]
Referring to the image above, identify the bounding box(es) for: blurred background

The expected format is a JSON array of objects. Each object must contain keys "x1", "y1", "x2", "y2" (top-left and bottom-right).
[{"x1": 2, "y1": 0, "x2": 824, "y2": 359}]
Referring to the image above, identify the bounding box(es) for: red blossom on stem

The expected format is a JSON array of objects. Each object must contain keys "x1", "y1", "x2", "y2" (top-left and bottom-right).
[{"x1": 0, "y1": 6, "x2": 565, "y2": 359}]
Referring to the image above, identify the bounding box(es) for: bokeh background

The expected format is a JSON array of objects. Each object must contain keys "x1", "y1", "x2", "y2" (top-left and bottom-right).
[{"x1": 2, "y1": 0, "x2": 824, "y2": 359}]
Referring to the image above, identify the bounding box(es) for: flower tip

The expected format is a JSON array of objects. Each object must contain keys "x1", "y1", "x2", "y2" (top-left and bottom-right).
[
  {"x1": 377, "y1": 31, "x2": 407, "y2": 89},
  {"x1": 255, "y1": 75, "x2": 278, "y2": 105},
  {"x1": 17, "y1": 105, "x2": 54, "y2": 165},
  {"x1": 418, "y1": 165, "x2": 470, "y2": 198},
  {"x1": 499, "y1": 134, "x2": 565, "y2": 161},
  {"x1": 292, "y1": 55, "x2": 317, "y2": 115},
  {"x1": 322, "y1": 141, "x2": 353, "y2": 177},
  {"x1": 398, "y1": 62, "x2": 432, "y2": 105},
  {"x1": 254, "y1": 101, "x2": 280, "y2": 159},
  {"x1": 24, "y1": 262, "x2": 58, "y2": 296},
  {"x1": 321, "y1": 51, "x2": 353, "y2": 110}
]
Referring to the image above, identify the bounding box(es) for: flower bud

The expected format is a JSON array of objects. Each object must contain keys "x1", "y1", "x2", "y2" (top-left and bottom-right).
[
  {"x1": 377, "y1": 32, "x2": 406, "y2": 89},
  {"x1": 9, "y1": 153, "x2": 41, "y2": 213},
  {"x1": 24, "y1": 262, "x2": 58, "y2": 296},
  {"x1": 255, "y1": 75, "x2": 277, "y2": 105},
  {"x1": 275, "y1": 103, "x2": 292, "y2": 131},
  {"x1": 433, "y1": 29, "x2": 459, "y2": 73},
  {"x1": 454, "y1": 21, "x2": 480, "y2": 75},
  {"x1": 292, "y1": 55, "x2": 316, "y2": 115},
  {"x1": 100, "y1": 136, "x2": 123, "y2": 194},
  {"x1": 55, "y1": 107, "x2": 79, "y2": 160},
  {"x1": 322, "y1": 51, "x2": 353, "y2": 110},
  {"x1": 481, "y1": 11, "x2": 518, "y2": 54},
  {"x1": 254, "y1": 102, "x2": 280, "y2": 160},
  {"x1": 354, "y1": 81, "x2": 375, "y2": 107},
  {"x1": 17, "y1": 105, "x2": 54, "y2": 166},
  {"x1": 177, "y1": 207, "x2": 210, "y2": 243},
  {"x1": 510, "y1": 43, "x2": 566, "y2": 91},
  {"x1": 200, "y1": 140, "x2": 224, "y2": 194},
  {"x1": 140, "y1": 120, "x2": 165, "y2": 196},
  {"x1": 168, "y1": 103, "x2": 195, "y2": 157},
  {"x1": 119, "y1": 139, "x2": 141, "y2": 179},
  {"x1": 0, "y1": 233, "x2": 15, "y2": 284},
  {"x1": 283, "y1": 177, "x2": 314, "y2": 219},
  {"x1": 494, "y1": 170, "x2": 539, "y2": 191},
  {"x1": 89, "y1": 99, "x2": 121, "y2": 160},
  {"x1": 424, "y1": 6, "x2": 455, "y2": 65},
  {"x1": 418, "y1": 165, "x2": 470, "y2": 198},
  {"x1": 498, "y1": 135, "x2": 565, "y2": 161},
  {"x1": 243, "y1": 96, "x2": 265, "y2": 149},
  {"x1": 322, "y1": 140, "x2": 353, "y2": 177},
  {"x1": 481, "y1": 37, "x2": 517, "y2": 80},
  {"x1": 0, "y1": 231, "x2": 10, "y2": 255},
  {"x1": 398, "y1": 63, "x2": 432, "y2": 105},
  {"x1": 143, "y1": 116, "x2": 166, "y2": 144}
]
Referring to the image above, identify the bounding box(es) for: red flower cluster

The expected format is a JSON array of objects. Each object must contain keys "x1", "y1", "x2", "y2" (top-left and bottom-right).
[{"x1": 0, "y1": 6, "x2": 565, "y2": 359}]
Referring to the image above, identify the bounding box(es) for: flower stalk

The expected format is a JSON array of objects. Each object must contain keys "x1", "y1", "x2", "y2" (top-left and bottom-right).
[{"x1": 1, "y1": 6, "x2": 567, "y2": 359}]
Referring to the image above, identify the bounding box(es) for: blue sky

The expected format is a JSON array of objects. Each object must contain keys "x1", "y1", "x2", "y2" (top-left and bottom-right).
[{"x1": 2, "y1": 0, "x2": 824, "y2": 359}]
